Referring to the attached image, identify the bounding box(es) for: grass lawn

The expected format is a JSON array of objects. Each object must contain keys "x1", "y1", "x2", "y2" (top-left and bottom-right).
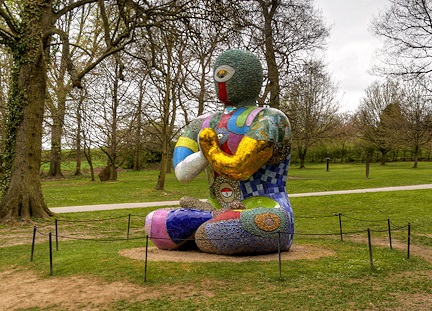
[
  {"x1": 42, "y1": 161, "x2": 432, "y2": 207},
  {"x1": 0, "y1": 161, "x2": 431, "y2": 310}
]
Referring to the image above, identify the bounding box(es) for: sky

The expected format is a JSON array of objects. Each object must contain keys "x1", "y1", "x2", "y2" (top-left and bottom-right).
[{"x1": 314, "y1": 0, "x2": 390, "y2": 113}]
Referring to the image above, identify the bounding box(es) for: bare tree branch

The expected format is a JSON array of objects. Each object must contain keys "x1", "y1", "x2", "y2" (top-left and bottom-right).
[
  {"x1": 373, "y1": 0, "x2": 432, "y2": 79},
  {"x1": 98, "y1": 0, "x2": 112, "y2": 46},
  {"x1": 0, "y1": 2, "x2": 18, "y2": 34},
  {"x1": 54, "y1": 0, "x2": 98, "y2": 19}
]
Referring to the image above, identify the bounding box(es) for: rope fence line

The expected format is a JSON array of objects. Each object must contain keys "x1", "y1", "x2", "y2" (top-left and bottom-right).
[
  {"x1": 341, "y1": 214, "x2": 390, "y2": 222},
  {"x1": 55, "y1": 216, "x2": 127, "y2": 223},
  {"x1": 29, "y1": 212, "x2": 416, "y2": 280},
  {"x1": 296, "y1": 214, "x2": 338, "y2": 219},
  {"x1": 34, "y1": 212, "x2": 425, "y2": 226},
  {"x1": 389, "y1": 220, "x2": 409, "y2": 229}
]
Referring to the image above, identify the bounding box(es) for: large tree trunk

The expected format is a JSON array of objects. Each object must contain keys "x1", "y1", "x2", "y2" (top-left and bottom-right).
[
  {"x1": 100, "y1": 60, "x2": 120, "y2": 182},
  {"x1": 154, "y1": 151, "x2": 168, "y2": 190},
  {"x1": 74, "y1": 136, "x2": 82, "y2": 176},
  {"x1": 0, "y1": 2, "x2": 53, "y2": 222},
  {"x1": 379, "y1": 149, "x2": 388, "y2": 165},
  {"x1": 412, "y1": 145, "x2": 419, "y2": 168},
  {"x1": 154, "y1": 127, "x2": 170, "y2": 191},
  {"x1": 298, "y1": 147, "x2": 307, "y2": 169},
  {"x1": 154, "y1": 119, "x2": 170, "y2": 190}
]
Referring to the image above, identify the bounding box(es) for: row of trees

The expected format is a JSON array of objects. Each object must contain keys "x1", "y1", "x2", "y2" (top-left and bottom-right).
[{"x1": 1, "y1": 0, "x2": 432, "y2": 223}]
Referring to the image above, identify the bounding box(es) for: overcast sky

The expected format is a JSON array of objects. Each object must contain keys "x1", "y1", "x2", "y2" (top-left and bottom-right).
[{"x1": 314, "y1": 0, "x2": 391, "y2": 113}]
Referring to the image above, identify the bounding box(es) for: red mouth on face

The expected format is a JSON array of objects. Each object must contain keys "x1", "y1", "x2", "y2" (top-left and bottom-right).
[{"x1": 218, "y1": 82, "x2": 229, "y2": 105}]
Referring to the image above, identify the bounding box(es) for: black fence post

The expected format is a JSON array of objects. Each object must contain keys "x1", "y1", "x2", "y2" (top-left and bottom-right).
[
  {"x1": 49, "y1": 232, "x2": 53, "y2": 276},
  {"x1": 127, "y1": 214, "x2": 131, "y2": 241},
  {"x1": 365, "y1": 156, "x2": 370, "y2": 179},
  {"x1": 55, "y1": 219, "x2": 59, "y2": 251},
  {"x1": 338, "y1": 213, "x2": 343, "y2": 241},
  {"x1": 387, "y1": 219, "x2": 392, "y2": 250},
  {"x1": 277, "y1": 232, "x2": 282, "y2": 280},
  {"x1": 407, "y1": 223, "x2": 411, "y2": 259},
  {"x1": 30, "y1": 226, "x2": 37, "y2": 261},
  {"x1": 144, "y1": 235, "x2": 149, "y2": 282},
  {"x1": 367, "y1": 228, "x2": 374, "y2": 270},
  {"x1": 326, "y1": 152, "x2": 330, "y2": 172}
]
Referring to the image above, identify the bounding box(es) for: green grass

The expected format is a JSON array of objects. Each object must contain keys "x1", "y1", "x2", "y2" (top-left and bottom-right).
[
  {"x1": 41, "y1": 161, "x2": 432, "y2": 207},
  {"x1": 1, "y1": 161, "x2": 431, "y2": 310},
  {"x1": 42, "y1": 170, "x2": 209, "y2": 207},
  {"x1": 287, "y1": 161, "x2": 432, "y2": 193},
  {"x1": 292, "y1": 190, "x2": 432, "y2": 235}
]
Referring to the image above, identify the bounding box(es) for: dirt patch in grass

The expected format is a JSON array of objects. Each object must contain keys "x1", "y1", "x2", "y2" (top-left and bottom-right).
[
  {"x1": 0, "y1": 268, "x2": 218, "y2": 311},
  {"x1": 1, "y1": 267, "x2": 275, "y2": 311},
  {"x1": 391, "y1": 292, "x2": 432, "y2": 311},
  {"x1": 0, "y1": 269, "x2": 146, "y2": 311},
  {"x1": 119, "y1": 244, "x2": 335, "y2": 262}
]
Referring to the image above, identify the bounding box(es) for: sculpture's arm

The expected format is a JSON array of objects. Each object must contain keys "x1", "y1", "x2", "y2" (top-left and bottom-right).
[
  {"x1": 173, "y1": 136, "x2": 209, "y2": 183},
  {"x1": 199, "y1": 128, "x2": 273, "y2": 181}
]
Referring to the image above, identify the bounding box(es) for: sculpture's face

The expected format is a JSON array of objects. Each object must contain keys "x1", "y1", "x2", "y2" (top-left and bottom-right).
[
  {"x1": 213, "y1": 49, "x2": 263, "y2": 107},
  {"x1": 214, "y1": 64, "x2": 235, "y2": 104}
]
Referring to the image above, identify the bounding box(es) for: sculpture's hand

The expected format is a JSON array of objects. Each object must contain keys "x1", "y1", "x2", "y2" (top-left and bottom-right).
[
  {"x1": 174, "y1": 150, "x2": 208, "y2": 183},
  {"x1": 199, "y1": 128, "x2": 273, "y2": 180}
]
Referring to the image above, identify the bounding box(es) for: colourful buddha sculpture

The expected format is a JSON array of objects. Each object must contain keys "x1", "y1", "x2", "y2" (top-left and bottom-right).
[{"x1": 145, "y1": 49, "x2": 294, "y2": 255}]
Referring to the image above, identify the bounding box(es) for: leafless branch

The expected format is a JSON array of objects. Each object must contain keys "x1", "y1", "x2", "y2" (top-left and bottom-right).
[
  {"x1": 54, "y1": 0, "x2": 98, "y2": 19},
  {"x1": 0, "y1": 2, "x2": 18, "y2": 34}
]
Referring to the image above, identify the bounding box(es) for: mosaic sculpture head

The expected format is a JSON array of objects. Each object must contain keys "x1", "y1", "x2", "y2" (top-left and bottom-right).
[{"x1": 213, "y1": 49, "x2": 263, "y2": 106}]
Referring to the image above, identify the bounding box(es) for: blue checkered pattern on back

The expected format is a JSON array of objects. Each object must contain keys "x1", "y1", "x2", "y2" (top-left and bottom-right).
[{"x1": 240, "y1": 157, "x2": 289, "y2": 199}]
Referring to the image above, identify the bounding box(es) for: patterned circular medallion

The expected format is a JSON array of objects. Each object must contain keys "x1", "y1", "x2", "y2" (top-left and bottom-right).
[
  {"x1": 212, "y1": 176, "x2": 241, "y2": 208},
  {"x1": 240, "y1": 207, "x2": 287, "y2": 237},
  {"x1": 254, "y1": 212, "x2": 281, "y2": 231}
]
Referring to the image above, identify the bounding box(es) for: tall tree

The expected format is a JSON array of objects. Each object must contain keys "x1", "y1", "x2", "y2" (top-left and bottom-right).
[
  {"x1": 146, "y1": 24, "x2": 186, "y2": 191},
  {"x1": 45, "y1": 4, "x2": 95, "y2": 177},
  {"x1": 132, "y1": 79, "x2": 145, "y2": 171},
  {"x1": 356, "y1": 80, "x2": 405, "y2": 165},
  {"x1": 400, "y1": 79, "x2": 432, "y2": 168},
  {"x1": 89, "y1": 54, "x2": 136, "y2": 181},
  {"x1": 282, "y1": 60, "x2": 340, "y2": 168}
]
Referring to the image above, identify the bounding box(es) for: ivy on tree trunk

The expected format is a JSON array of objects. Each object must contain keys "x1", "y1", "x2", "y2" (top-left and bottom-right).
[{"x1": 0, "y1": 1, "x2": 53, "y2": 222}]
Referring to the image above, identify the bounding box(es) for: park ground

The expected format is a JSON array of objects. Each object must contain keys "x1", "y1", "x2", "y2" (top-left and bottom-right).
[{"x1": 1, "y1": 216, "x2": 431, "y2": 310}]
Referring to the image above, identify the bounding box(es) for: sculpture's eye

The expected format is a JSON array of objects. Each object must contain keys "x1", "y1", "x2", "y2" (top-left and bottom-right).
[
  {"x1": 214, "y1": 65, "x2": 235, "y2": 82},
  {"x1": 217, "y1": 70, "x2": 229, "y2": 78}
]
